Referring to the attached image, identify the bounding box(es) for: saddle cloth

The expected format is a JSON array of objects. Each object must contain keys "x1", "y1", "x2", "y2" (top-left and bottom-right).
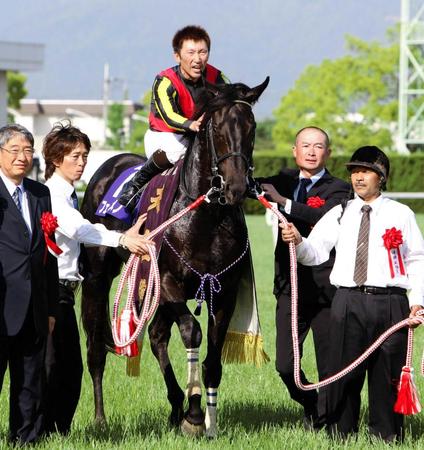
[{"x1": 98, "y1": 161, "x2": 269, "y2": 375}]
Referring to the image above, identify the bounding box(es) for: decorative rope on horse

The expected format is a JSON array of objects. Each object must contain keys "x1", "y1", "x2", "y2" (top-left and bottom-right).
[
  {"x1": 112, "y1": 190, "x2": 221, "y2": 356},
  {"x1": 256, "y1": 193, "x2": 424, "y2": 415},
  {"x1": 163, "y1": 235, "x2": 250, "y2": 321}
]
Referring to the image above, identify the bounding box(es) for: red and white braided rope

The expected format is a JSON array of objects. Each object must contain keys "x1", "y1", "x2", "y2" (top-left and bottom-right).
[
  {"x1": 257, "y1": 195, "x2": 424, "y2": 391},
  {"x1": 112, "y1": 195, "x2": 208, "y2": 349}
]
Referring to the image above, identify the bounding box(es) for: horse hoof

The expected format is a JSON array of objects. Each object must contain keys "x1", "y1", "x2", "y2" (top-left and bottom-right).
[
  {"x1": 169, "y1": 406, "x2": 184, "y2": 428},
  {"x1": 94, "y1": 417, "x2": 107, "y2": 428},
  {"x1": 180, "y1": 418, "x2": 205, "y2": 437},
  {"x1": 205, "y1": 427, "x2": 217, "y2": 439}
]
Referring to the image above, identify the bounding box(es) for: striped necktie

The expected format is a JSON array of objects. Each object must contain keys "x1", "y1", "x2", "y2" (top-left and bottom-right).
[
  {"x1": 12, "y1": 187, "x2": 23, "y2": 214},
  {"x1": 353, "y1": 205, "x2": 372, "y2": 286}
]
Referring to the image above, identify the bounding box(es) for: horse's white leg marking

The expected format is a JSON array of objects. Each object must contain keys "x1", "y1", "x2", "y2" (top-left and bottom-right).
[
  {"x1": 205, "y1": 387, "x2": 218, "y2": 438},
  {"x1": 186, "y1": 348, "x2": 202, "y2": 397}
]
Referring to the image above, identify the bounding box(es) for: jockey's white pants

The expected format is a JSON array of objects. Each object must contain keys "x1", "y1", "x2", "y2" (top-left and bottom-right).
[{"x1": 144, "y1": 129, "x2": 189, "y2": 164}]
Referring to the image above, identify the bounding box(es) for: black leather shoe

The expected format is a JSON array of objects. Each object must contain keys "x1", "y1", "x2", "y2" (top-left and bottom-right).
[
  {"x1": 118, "y1": 182, "x2": 144, "y2": 212},
  {"x1": 303, "y1": 401, "x2": 323, "y2": 432},
  {"x1": 118, "y1": 151, "x2": 172, "y2": 212}
]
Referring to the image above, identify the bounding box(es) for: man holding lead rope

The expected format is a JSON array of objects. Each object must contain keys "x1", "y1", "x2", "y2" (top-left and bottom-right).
[
  {"x1": 42, "y1": 122, "x2": 153, "y2": 435},
  {"x1": 281, "y1": 146, "x2": 424, "y2": 442},
  {"x1": 258, "y1": 127, "x2": 350, "y2": 430}
]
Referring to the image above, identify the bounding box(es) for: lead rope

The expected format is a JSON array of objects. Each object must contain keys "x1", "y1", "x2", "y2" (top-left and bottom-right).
[
  {"x1": 112, "y1": 193, "x2": 211, "y2": 351},
  {"x1": 256, "y1": 194, "x2": 424, "y2": 397}
]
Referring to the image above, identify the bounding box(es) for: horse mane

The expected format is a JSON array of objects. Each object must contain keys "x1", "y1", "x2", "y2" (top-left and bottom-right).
[{"x1": 193, "y1": 82, "x2": 254, "y2": 119}]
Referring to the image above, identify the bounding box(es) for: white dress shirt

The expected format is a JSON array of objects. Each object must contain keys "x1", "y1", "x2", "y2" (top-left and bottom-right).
[
  {"x1": 45, "y1": 173, "x2": 122, "y2": 281},
  {"x1": 284, "y1": 168, "x2": 326, "y2": 214},
  {"x1": 296, "y1": 195, "x2": 424, "y2": 307},
  {"x1": 0, "y1": 169, "x2": 32, "y2": 234}
]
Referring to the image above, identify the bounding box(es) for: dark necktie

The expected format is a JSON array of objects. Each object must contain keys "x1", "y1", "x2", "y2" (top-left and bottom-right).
[
  {"x1": 71, "y1": 190, "x2": 79, "y2": 210},
  {"x1": 353, "y1": 205, "x2": 372, "y2": 286},
  {"x1": 296, "y1": 178, "x2": 312, "y2": 204},
  {"x1": 12, "y1": 187, "x2": 23, "y2": 214},
  {"x1": 72, "y1": 189, "x2": 86, "y2": 277}
]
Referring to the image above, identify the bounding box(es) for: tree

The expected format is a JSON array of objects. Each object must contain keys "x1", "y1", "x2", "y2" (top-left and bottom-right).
[
  {"x1": 7, "y1": 72, "x2": 28, "y2": 122},
  {"x1": 106, "y1": 103, "x2": 124, "y2": 149},
  {"x1": 273, "y1": 34, "x2": 399, "y2": 154},
  {"x1": 255, "y1": 118, "x2": 276, "y2": 151}
]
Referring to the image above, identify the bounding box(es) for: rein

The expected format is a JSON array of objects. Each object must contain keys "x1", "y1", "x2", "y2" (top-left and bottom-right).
[
  {"x1": 207, "y1": 101, "x2": 254, "y2": 191},
  {"x1": 256, "y1": 194, "x2": 424, "y2": 398},
  {"x1": 181, "y1": 99, "x2": 254, "y2": 204}
]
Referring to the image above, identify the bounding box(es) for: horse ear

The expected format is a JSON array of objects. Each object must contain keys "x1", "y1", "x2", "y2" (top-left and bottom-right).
[
  {"x1": 205, "y1": 81, "x2": 221, "y2": 96},
  {"x1": 244, "y1": 76, "x2": 270, "y2": 104}
]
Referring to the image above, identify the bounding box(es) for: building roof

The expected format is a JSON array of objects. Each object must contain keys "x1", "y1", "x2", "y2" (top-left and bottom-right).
[
  {"x1": 0, "y1": 41, "x2": 44, "y2": 71},
  {"x1": 17, "y1": 99, "x2": 143, "y2": 117}
]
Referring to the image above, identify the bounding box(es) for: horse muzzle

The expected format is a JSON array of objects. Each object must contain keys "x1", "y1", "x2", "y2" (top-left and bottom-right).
[{"x1": 224, "y1": 179, "x2": 247, "y2": 206}]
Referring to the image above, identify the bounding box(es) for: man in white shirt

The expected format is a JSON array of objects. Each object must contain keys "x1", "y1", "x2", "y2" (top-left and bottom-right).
[
  {"x1": 42, "y1": 122, "x2": 153, "y2": 435},
  {"x1": 281, "y1": 146, "x2": 424, "y2": 442}
]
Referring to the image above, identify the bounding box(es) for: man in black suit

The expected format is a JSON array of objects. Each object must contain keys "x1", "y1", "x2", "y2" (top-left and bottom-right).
[
  {"x1": 259, "y1": 126, "x2": 350, "y2": 429},
  {"x1": 0, "y1": 124, "x2": 58, "y2": 444}
]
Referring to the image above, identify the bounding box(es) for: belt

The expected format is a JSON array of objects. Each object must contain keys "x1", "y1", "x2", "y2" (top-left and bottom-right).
[
  {"x1": 340, "y1": 286, "x2": 406, "y2": 296},
  {"x1": 59, "y1": 279, "x2": 80, "y2": 292}
]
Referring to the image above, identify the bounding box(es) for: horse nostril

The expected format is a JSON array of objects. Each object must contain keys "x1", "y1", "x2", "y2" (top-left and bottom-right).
[{"x1": 225, "y1": 183, "x2": 246, "y2": 205}]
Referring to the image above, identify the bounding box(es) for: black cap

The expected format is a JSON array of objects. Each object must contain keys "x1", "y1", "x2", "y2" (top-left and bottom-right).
[{"x1": 346, "y1": 146, "x2": 390, "y2": 182}]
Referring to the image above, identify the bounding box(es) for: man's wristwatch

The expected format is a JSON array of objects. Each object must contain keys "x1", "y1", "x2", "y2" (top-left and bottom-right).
[{"x1": 119, "y1": 234, "x2": 128, "y2": 249}]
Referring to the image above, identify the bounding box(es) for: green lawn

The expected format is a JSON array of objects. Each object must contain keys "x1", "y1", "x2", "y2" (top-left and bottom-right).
[{"x1": 1, "y1": 214, "x2": 424, "y2": 449}]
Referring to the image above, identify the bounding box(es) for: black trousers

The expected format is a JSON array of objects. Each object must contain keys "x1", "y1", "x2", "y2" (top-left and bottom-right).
[
  {"x1": 0, "y1": 309, "x2": 46, "y2": 444},
  {"x1": 45, "y1": 285, "x2": 83, "y2": 435},
  {"x1": 327, "y1": 289, "x2": 409, "y2": 441},
  {"x1": 275, "y1": 285, "x2": 331, "y2": 425}
]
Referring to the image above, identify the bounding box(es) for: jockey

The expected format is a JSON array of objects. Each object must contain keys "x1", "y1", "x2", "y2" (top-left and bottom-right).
[{"x1": 118, "y1": 25, "x2": 228, "y2": 212}]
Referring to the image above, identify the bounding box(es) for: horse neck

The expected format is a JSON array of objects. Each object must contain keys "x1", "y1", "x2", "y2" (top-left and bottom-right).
[{"x1": 182, "y1": 132, "x2": 212, "y2": 198}]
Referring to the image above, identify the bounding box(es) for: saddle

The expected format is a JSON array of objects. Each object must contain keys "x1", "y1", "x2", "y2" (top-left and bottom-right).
[{"x1": 96, "y1": 160, "x2": 182, "y2": 226}]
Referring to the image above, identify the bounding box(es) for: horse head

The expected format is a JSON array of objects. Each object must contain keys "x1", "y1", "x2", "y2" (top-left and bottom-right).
[{"x1": 195, "y1": 77, "x2": 269, "y2": 206}]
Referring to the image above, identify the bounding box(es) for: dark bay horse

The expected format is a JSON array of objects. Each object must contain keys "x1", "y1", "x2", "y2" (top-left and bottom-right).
[{"x1": 80, "y1": 77, "x2": 269, "y2": 437}]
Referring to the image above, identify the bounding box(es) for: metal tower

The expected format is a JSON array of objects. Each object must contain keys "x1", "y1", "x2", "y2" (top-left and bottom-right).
[{"x1": 398, "y1": 0, "x2": 424, "y2": 153}]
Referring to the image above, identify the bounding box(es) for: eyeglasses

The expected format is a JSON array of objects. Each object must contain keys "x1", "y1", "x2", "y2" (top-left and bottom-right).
[{"x1": 0, "y1": 146, "x2": 35, "y2": 157}]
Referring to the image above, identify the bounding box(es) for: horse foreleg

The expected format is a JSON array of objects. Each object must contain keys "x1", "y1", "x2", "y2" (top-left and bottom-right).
[
  {"x1": 180, "y1": 347, "x2": 205, "y2": 436},
  {"x1": 148, "y1": 306, "x2": 184, "y2": 427},
  {"x1": 186, "y1": 348, "x2": 201, "y2": 398},
  {"x1": 202, "y1": 347, "x2": 221, "y2": 438},
  {"x1": 172, "y1": 304, "x2": 205, "y2": 435},
  {"x1": 205, "y1": 387, "x2": 218, "y2": 438},
  {"x1": 202, "y1": 306, "x2": 234, "y2": 438}
]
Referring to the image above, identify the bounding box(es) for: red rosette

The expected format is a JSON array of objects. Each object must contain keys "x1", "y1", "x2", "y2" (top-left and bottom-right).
[
  {"x1": 382, "y1": 227, "x2": 403, "y2": 250},
  {"x1": 307, "y1": 196, "x2": 325, "y2": 208},
  {"x1": 382, "y1": 228, "x2": 405, "y2": 278},
  {"x1": 40, "y1": 211, "x2": 62, "y2": 263}
]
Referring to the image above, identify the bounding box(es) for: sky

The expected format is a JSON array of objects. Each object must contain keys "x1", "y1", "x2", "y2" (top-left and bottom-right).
[{"x1": 1, "y1": 0, "x2": 402, "y2": 118}]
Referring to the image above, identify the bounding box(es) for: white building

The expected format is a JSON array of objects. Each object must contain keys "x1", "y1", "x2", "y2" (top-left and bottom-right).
[
  {"x1": 0, "y1": 40, "x2": 44, "y2": 125},
  {"x1": 12, "y1": 99, "x2": 143, "y2": 150},
  {"x1": 11, "y1": 99, "x2": 144, "y2": 184}
]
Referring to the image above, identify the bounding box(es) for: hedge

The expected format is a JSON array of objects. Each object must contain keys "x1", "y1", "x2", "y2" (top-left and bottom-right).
[{"x1": 244, "y1": 152, "x2": 424, "y2": 214}]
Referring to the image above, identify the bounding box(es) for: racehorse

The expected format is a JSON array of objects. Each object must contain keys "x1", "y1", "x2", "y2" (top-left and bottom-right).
[{"x1": 80, "y1": 77, "x2": 269, "y2": 437}]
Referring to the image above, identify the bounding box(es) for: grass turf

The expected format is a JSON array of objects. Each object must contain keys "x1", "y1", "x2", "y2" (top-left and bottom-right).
[{"x1": 1, "y1": 214, "x2": 424, "y2": 449}]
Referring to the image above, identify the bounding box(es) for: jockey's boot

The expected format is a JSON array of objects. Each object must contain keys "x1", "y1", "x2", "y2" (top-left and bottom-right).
[{"x1": 118, "y1": 149, "x2": 173, "y2": 212}]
